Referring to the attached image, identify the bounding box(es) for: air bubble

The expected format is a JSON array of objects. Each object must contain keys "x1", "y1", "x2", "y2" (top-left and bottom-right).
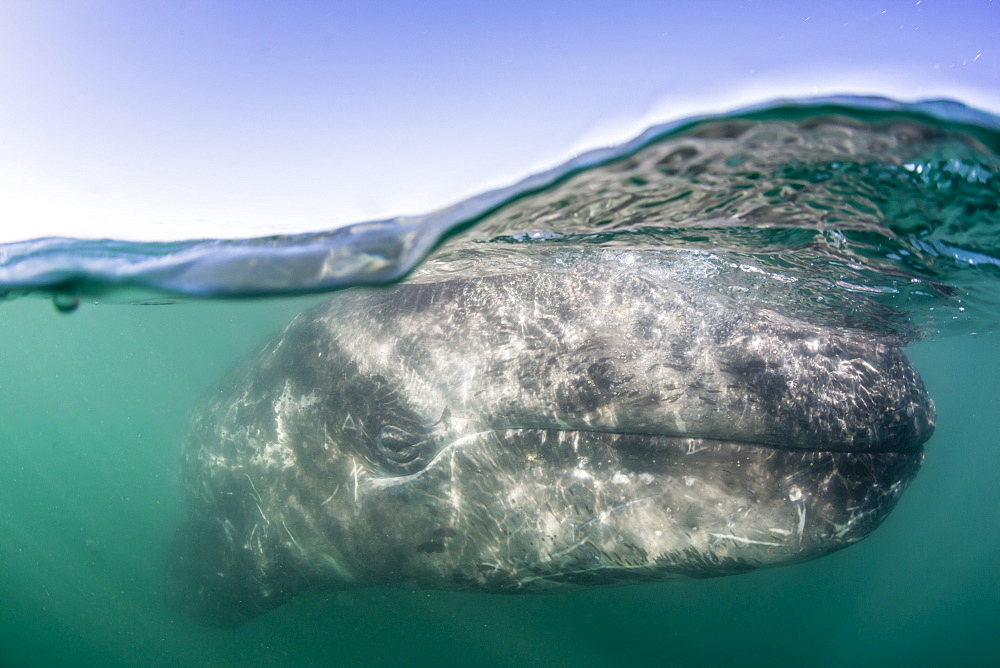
[{"x1": 52, "y1": 294, "x2": 81, "y2": 314}]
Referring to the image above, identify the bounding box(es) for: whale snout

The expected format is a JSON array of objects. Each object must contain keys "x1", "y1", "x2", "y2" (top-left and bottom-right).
[
  {"x1": 712, "y1": 329, "x2": 935, "y2": 453},
  {"x1": 390, "y1": 270, "x2": 935, "y2": 457}
]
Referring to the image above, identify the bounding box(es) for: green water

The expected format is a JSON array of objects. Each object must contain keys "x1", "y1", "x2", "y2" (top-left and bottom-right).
[{"x1": 0, "y1": 295, "x2": 996, "y2": 667}]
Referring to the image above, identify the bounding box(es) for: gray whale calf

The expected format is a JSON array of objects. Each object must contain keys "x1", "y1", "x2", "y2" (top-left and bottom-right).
[{"x1": 168, "y1": 253, "x2": 934, "y2": 626}]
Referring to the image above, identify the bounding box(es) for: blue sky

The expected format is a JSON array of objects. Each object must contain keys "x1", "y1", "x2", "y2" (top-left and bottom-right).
[{"x1": 1, "y1": 0, "x2": 997, "y2": 241}]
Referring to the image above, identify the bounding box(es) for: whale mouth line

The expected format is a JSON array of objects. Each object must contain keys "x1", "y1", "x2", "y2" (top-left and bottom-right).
[
  {"x1": 480, "y1": 426, "x2": 925, "y2": 456},
  {"x1": 585, "y1": 430, "x2": 923, "y2": 456},
  {"x1": 384, "y1": 427, "x2": 925, "y2": 481}
]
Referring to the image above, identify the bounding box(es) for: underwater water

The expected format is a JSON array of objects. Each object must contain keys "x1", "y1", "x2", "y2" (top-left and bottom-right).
[{"x1": 0, "y1": 97, "x2": 998, "y2": 666}]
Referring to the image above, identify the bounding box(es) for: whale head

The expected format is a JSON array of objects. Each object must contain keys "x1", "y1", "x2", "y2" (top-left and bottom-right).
[{"x1": 168, "y1": 254, "x2": 933, "y2": 626}]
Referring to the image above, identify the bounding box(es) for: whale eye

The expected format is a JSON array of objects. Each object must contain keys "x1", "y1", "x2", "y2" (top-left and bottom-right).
[{"x1": 375, "y1": 425, "x2": 426, "y2": 465}]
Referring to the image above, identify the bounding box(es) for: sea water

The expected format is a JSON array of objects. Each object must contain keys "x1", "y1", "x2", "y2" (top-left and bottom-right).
[{"x1": 0, "y1": 97, "x2": 997, "y2": 666}]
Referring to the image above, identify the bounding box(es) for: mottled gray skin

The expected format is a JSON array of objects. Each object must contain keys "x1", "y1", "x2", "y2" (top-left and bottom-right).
[{"x1": 168, "y1": 256, "x2": 933, "y2": 626}]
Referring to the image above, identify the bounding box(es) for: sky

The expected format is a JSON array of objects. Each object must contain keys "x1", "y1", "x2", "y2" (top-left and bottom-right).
[{"x1": 0, "y1": 0, "x2": 998, "y2": 242}]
